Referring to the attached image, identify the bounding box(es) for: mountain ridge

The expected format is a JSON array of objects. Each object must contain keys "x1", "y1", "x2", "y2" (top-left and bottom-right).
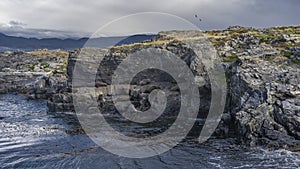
[{"x1": 0, "y1": 32, "x2": 155, "y2": 51}]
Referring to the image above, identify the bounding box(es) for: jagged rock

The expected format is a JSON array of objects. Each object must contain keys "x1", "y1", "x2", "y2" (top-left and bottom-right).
[
  {"x1": 139, "y1": 79, "x2": 151, "y2": 86},
  {"x1": 0, "y1": 50, "x2": 68, "y2": 99},
  {"x1": 35, "y1": 77, "x2": 46, "y2": 89},
  {"x1": 1, "y1": 26, "x2": 300, "y2": 151}
]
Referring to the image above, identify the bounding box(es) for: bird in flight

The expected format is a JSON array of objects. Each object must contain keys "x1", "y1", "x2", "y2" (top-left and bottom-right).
[{"x1": 195, "y1": 14, "x2": 202, "y2": 22}]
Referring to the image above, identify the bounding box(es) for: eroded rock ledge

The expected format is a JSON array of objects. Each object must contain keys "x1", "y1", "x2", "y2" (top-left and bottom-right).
[{"x1": 0, "y1": 26, "x2": 299, "y2": 150}]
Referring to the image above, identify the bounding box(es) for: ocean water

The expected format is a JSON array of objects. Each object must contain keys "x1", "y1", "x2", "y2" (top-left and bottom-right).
[{"x1": 0, "y1": 94, "x2": 299, "y2": 168}]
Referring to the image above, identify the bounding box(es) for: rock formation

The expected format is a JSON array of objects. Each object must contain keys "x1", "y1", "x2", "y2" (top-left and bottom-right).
[
  {"x1": 0, "y1": 49, "x2": 68, "y2": 99},
  {"x1": 0, "y1": 26, "x2": 299, "y2": 150}
]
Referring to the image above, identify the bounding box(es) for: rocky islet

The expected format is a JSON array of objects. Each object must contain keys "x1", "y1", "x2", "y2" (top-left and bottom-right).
[{"x1": 0, "y1": 26, "x2": 299, "y2": 151}]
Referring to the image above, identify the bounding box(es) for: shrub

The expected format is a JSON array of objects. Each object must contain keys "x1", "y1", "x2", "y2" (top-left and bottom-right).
[
  {"x1": 222, "y1": 54, "x2": 238, "y2": 62},
  {"x1": 283, "y1": 51, "x2": 293, "y2": 57},
  {"x1": 40, "y1": 62, "x2": 50, "y2": 68},
  {"x1": 292, "y1": 59, "x2": 300, "y2": 65}
]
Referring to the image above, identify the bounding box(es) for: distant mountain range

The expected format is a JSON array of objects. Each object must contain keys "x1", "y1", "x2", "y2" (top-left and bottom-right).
[{"x1": 0, "y1": 33, "x2": 156, "y2": 51}]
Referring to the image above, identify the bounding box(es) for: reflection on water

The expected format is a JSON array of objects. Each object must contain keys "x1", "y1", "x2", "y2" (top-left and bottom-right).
[{"x1": 0, "y1": 94, "x2": 299, "y2": 168}]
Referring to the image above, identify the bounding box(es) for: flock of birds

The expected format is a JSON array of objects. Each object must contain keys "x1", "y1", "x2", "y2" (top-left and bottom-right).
[
  {"x1": 194, "y1": 14, "x2": 202, "y2": 28},
  {"x1": 195, "y1": 14, "x2": 202, "y2": 22}
]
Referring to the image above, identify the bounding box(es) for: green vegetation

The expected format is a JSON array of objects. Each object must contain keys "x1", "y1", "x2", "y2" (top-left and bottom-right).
[
  {"x1": 258, "y1": 34, "x2": 278, "y2": 44},
  {"x1": 209, "y1": 37, "x2": 227, "y2": 46},
  {"x1": 40, "y1": 62, "x2": 50, "y2": 69},
  {"x1": 281, "y1": 65, "x2": 287, "y2": 70},
  {"x1": 28, "y1": 62, "x2": 38, "y2": 72},
  {"x1": 292, "y1": 59, "x2": 300, "y2": 65},
  {"x1": 270, "y1": 26, "x2": 300, "y2": 35},
  {"x1": 28, "y1": 50, "x2": 68, "y2": 58},
  {"x1": 222, "y1": 54, "x2": 238, "y2": 63},
  {"x1": 283, "y1": 51, "x2": 293, "y2": 57},
  {"x1": 229, "y1": 29, "x2": 249, "y2": 34},
  {"x1": 53, "y1": 64, "x2": 67, "y2": 76},
  {"x1": 37, "y1": 58, "x2": 44, "y2": 62},
  {"x1": 264, "y1": 56, "x2": 275, "y2": 62},
  {"x1": 275, "y1": 43, "x2": 300, "y2": 50},
  {"x1": 110, "y1": 39, "x2": 174, "y2": 51}
]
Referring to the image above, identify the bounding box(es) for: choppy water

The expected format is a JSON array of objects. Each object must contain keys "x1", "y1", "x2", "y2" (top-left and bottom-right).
[{"x1": 0, "y1": 94, "x2": 299, "y2": 168}]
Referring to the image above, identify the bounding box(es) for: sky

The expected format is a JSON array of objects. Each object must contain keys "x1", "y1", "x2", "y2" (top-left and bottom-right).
[{"x1": 0, "y1": 0, "x2": 299, "y2": 38}]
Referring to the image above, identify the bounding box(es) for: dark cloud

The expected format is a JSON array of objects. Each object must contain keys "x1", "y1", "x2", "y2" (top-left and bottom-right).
[
  {"x1": 0, "y1": 0, "x2": 298, "y2": 38},
  {"x1": 0, "y1": 21, "x2": 89, "y2": 39},
  {"x1": 8, "y1": 20, "x2": 26, "y2": 27}
]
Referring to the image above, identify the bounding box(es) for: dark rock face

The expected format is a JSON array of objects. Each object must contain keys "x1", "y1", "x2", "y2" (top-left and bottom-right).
[
  {"x1": 1, "y1": 26, "x2": 299, "y2": 150},
  {"x1": 228, "y1": 57, "x2": 300, "y2": 149},
  {"x1": 0, "y1": 50, "x2": 68, "y2": 100},
  {"x1": 213, "y1": 26, "x2": 300, "y2": 150},
  {"x1": 46, "y1": 28, "x2": 300, "y2": 150},
  {"x1": 47, "y1": 31, "x2": 217, "y2": 140}
]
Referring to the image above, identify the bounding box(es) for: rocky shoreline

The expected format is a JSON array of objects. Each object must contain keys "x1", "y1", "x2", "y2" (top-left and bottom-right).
[{"x1": 0, "y1": 26, "x2": 299, "y2": 151}]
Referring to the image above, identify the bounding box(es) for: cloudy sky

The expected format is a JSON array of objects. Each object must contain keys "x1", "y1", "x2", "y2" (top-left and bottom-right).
[{"x1": 0, "y1": 0, "x2": 299, "y2": 38}]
